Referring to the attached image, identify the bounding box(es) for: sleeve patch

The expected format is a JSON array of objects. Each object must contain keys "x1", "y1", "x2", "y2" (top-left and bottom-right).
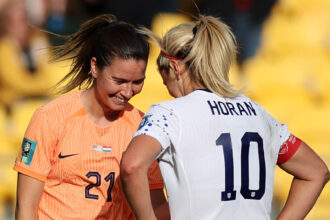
[
  {"x1": 277, "y1": 134, "x2": 302, "y2": 165},
  {"x1": 20, "y1": 138, "x2": 37, "y2": 165}
]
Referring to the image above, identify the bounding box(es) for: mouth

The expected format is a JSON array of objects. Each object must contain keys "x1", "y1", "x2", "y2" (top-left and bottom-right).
[{"x1": 115, "y1": 96, "x2": 127, "y2": 104}]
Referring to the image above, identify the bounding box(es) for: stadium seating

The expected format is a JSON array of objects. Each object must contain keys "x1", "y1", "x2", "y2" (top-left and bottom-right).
[
  {"x1": 0, "y1": 32, "x2": 68, "y2": 109},
  {"x1": 130, "y1": 13, "x2": 191, "y2": 112},
  {"x1": 0, "y1": 0, "x2": 329, "y2": 218},
  {"x1": 0, "y1": 125, "x2": 17, "y2": 219},
  {"x1": 243, "y1": 0, "x2": 330, "y2": 219}
]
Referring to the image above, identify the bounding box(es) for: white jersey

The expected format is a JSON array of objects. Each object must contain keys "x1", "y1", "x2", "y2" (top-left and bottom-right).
[{"x1": 134, "y1": 90, "x2": 290, "y2": 220}]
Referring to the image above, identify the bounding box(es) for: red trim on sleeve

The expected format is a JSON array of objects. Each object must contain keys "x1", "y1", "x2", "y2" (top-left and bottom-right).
[{"x1": 277, "y1": 134, "x2": 302, "y2": 165}]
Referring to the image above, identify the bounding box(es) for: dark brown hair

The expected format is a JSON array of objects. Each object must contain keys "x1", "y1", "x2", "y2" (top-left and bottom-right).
[{"x1": 53, "y1": 14, "x2": 149, "y2": 93}]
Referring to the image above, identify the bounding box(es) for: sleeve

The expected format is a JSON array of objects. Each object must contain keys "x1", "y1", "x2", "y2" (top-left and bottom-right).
[
  {"x1": 135, "y1": 104, "x2": 179, "y2": 189},
  {"x1": 256, "y1": 102, "x2": 291, "y2": 163},
  {"x1": 134, "y1": 104, "x2": 179, "y2": 160},
  {"x1": 13, "y1": 108, "x2": 57, "y2": 182},
  {"x1": 277, "y1": 134, "x2": 302, "y2": 165}
]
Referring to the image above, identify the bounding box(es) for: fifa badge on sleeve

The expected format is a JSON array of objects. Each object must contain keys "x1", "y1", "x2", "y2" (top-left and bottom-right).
[{"x1": 20, "y1": 138, "x2": 37, "y2": 165}]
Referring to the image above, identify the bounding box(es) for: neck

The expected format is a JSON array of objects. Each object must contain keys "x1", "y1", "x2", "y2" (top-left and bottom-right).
[
  {"x1": 82, "y1": 88, "x2": 120, "y2": 127},
  {"x1": 182, "y1": 74, "x2": 206, "y2": 95}
]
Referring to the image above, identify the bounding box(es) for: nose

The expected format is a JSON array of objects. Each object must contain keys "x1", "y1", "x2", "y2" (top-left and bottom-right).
[{"x1": 121, "y1": 83, "x2": 134, "y2": 99}]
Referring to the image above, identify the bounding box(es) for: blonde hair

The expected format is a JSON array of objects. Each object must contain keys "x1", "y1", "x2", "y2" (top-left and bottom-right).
[{"x1": 140, "y1": 14, "x2": 240, "y2": 98}]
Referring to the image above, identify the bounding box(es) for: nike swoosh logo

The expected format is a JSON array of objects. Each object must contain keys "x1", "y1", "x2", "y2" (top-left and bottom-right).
[{"x1": 58, "y1": 152, "x2": 78, "y2": 159}]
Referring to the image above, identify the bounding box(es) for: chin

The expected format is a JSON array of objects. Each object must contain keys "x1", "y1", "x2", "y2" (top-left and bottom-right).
[
  {"x1": 107, "y1": 97, "x2": 128, "y2": 111},
  {"x1": 108, "y1": 103, "x2": 127, "y2": 112}
]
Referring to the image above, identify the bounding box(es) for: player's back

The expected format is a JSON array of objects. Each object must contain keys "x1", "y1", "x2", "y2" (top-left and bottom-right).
[{"x1": 157, "y1": 90, "x2": 289, "y2": 220}]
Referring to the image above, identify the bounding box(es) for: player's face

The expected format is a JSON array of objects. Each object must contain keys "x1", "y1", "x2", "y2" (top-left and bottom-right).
[
  {"x1": 24, "y1": 142, "x2": 30, "y2": 152},
  {"x1": 160, "y1": 69, "x2": 182, "y2": 98},
  {"x1": 93, "y1": 57, "x2": 146, "y2": 112}
]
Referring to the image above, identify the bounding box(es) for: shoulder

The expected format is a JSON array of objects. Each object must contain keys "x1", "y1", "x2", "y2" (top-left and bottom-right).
[
  {"x1": 121, "y1": 103, "x2": 144, "y2": 127},
  {"x1": 35, "y1": 90, "x2": 83, "y2": 119},
  {"x1": 234, "y1": 94, "x2": 265, "y2": 112},
  {"x1": 149, "y1": 90, "x2": 216, "y2": 112}
]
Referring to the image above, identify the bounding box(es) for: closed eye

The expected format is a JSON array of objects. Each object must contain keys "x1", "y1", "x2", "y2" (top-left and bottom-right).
[
  {"x1": 113, "y1": 80, "x2": 126, "y2": 84},
  {"x1": 111, "y1": 76, "x2": 127, "y2": 84},
  {"x1": 133, "y1": 79, "x2": 145, "y2": 85},
  {"x1": 111, "y1": 77, "x2": 145, "y2": 85}
]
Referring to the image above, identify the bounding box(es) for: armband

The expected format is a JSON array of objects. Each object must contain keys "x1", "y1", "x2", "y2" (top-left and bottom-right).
[{"x1": 277, "y1": 134, "x2": 302, "y2": 165}]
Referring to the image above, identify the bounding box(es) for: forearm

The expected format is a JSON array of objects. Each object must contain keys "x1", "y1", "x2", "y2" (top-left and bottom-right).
[
  {"x1": 121, "y1": 169, "x2": 157, "y2": 220},
  {"x1": 277, "y1": 140, "x2": 330, "y2": 220},
  {"x1": 277, "y1": 176, "x2": 328, "y2": 220},
  {"x1": 121, "y1": 135, "x2": 165, "y2": 219}
]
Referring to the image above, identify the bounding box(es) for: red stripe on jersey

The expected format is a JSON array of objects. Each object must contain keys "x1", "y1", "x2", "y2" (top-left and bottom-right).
[{"x1": 277, "y1": 134, "x2": 302, "y2": 165}]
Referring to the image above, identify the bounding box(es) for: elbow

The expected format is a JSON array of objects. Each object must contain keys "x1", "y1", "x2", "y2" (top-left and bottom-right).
[
  {"x1": 317, "y1": 164, "x2": 330, "y2": 187},
  {"x1": 120, "y1": 153, "x2": 141, "y2": 183},
  {"x1": 323, "y1": 168, "x2": 330, "y2": 186},
  {"x1": 120, "y1": 162, "x2": 135, "y2": 181}
]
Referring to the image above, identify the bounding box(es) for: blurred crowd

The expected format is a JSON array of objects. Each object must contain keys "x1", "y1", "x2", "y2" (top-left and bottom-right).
[
  {"x1": 0, "y1": 0, "x2": 276, "y2": 117},
  {"x1": 0, "y1": 0, "x2": 329, "y2": 219}
]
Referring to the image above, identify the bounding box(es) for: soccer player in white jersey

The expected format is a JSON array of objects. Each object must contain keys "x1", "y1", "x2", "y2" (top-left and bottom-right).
[{"x1": 120, "y1": 14, "x2": 330, "y2": 220}]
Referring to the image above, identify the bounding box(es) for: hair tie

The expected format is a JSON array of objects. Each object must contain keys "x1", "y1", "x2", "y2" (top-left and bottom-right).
[
  {"x1": 160, "y1": 51, "x2": 183, "y2": 61},
  {"x1": 192, "y1": 25, "x2": 198, "y2": 37}
]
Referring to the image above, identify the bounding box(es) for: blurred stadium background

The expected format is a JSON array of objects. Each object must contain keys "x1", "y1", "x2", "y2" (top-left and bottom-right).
[{"x1": 0, "y1": 0, "x2": 329, "y2": 219}]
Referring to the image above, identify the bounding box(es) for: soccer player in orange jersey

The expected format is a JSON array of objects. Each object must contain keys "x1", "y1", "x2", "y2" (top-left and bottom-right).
[{"x1": 14, "y1": 14, "x2": 169, "y2": 220}]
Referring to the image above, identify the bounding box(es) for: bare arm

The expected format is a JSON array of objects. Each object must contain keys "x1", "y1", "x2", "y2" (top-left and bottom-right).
[
  {"x1": 277, "y1": 141, "x2": 330, "y2": 220},
  {"x1": 16, "y1": 173, "x2": 44, "y2": 220},
  {"x1": 120, "y1": 135, "x2": 164, "y2": 220}
]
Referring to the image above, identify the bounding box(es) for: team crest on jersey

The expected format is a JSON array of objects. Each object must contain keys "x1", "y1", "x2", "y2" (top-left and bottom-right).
[
  {"x1": 278, "y1": 143, "x2": 289, "y2": 154},
  {"x1": 138, "y1": 114, "x2": 153, "y2": 130},
  {"x1": 93, "y1": 145, "x2": 112, "y2": 152},
  {"x1": 20, "y1": 138, "x2": 37, "y2": 165}
]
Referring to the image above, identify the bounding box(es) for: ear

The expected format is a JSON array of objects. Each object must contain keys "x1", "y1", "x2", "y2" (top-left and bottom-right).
[
  {"x1": 169, "y1": 59, "x2": 183, "y2": 80},
  {"x1": 90, "y1": 57, "x2": 98, "y2": 78}
]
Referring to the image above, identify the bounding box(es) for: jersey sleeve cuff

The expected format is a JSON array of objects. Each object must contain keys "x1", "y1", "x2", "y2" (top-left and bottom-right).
[
  {"x1": 277, "y1": 134, "x2": 302, "y2": 165},
  {"x1": 13, "y1": 165, "x2": 47, "y2": 182}
]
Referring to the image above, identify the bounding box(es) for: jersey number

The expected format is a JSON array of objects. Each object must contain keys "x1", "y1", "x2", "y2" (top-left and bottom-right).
[
  {"x1": 85, "y1": 171, "x2": 115, "y2": 201},
  {"x1": 216, "y1": 132, "x2": 265, "y2": 201}
]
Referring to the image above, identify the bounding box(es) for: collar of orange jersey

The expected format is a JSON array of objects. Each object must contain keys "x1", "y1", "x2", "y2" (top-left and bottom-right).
[{"x1": 160, "y1": 51, "x2": 183, "y2": 61}]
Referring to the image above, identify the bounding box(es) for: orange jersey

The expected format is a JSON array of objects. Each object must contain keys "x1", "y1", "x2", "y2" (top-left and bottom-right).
[{"x1": 14, "y1": 90, "x2": 163, "y2": 220}]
